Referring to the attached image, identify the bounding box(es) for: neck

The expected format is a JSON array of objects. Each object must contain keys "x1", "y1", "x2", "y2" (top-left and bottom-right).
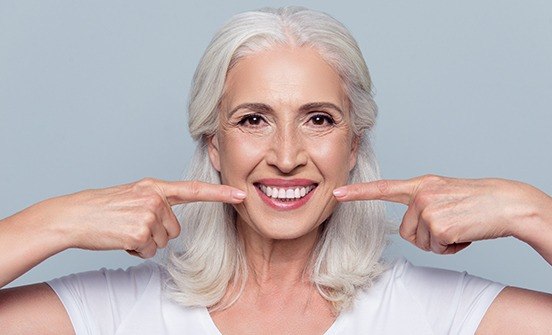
[{"x1": 237, "y1": 218, "x2": 322, "y2": 288}]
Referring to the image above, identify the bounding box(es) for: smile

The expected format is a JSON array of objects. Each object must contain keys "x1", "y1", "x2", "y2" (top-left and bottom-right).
[
  {"x1": 257, "y1": 184, "x2": 316, "y2": 200},
  {"x1": 253, "y1": 180, "x2": 318, "y2": 211}
]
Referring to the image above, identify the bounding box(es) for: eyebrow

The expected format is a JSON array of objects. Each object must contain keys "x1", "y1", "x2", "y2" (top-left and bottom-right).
[
  {"x1": 299, "y1": 102, "x2": 344, "y2": 115},
  {"x1": 229, "y1": 103, "x2": 273, "y2": 115},
  {"x1": 228, "y1": 102, "x2": 344, "y2": 116}
]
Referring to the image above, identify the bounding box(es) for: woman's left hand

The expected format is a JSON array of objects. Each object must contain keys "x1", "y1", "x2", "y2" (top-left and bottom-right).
[{"x1": 333, "y1": 175, "x2": 552, "y2": 258}]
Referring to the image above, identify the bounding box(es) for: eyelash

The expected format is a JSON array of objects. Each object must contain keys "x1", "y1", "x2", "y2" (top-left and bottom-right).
[
  {"x1": 237, "y1": 114, "x2": 266, "y2": 127},
  {"x1": 236, "y1": 113, "x2": 336, "y2": 128},
  {"x1": 308, "y1": 113, "x2": 336, "y2": 127}
]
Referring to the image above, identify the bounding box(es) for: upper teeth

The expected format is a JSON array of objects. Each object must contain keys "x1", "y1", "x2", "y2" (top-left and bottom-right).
[{"x1": 259, "y1": 185, "x2": 315, "y2": 199}]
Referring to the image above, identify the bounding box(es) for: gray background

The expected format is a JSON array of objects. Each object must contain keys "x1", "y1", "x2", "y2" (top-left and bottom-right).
[{"x1": 1, "y1": 0, "x2": 550, "y2": 291}]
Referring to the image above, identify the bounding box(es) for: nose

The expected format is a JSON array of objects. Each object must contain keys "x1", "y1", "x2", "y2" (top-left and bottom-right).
[{"x1": 265, "y1": 124, "x2": 308, "y2": 174}]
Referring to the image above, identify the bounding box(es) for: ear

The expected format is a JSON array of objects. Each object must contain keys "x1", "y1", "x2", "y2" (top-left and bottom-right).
[
  {"x1": 207, "y1": 134, "x2": 221, "y2": 172},
  {"x1": 348, "y1": 135, "x2": 360, "y2": 171}
]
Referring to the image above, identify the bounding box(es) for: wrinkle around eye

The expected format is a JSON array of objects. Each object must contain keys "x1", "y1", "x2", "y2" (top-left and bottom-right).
[
  {"x1": 238, "y1": 114, "x2": 268, "y2": 128},
  {"x1": 302, "y1": 113, "x2": 349, "y2": 135},
  {"x1": 225, "y1": 115, "x2": 272, "y2": 136},
  {"x1": 307, "y1": 114, "x2": 336, "y2": 127}
]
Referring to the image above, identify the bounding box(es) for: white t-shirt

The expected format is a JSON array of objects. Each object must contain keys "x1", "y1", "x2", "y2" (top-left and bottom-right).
[{"x1": 47, "y1": 258, "x2": 504, "y2": 334}]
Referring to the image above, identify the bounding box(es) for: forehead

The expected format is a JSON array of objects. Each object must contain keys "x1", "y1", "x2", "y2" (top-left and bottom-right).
[{"x1": 222, "y1": 46, "x2": 347, "y2": 110}]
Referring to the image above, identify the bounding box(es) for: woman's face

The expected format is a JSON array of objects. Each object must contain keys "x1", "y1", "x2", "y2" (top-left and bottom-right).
[{"x1": 209, "y1": 45, "x2": 358, "y2": 241}]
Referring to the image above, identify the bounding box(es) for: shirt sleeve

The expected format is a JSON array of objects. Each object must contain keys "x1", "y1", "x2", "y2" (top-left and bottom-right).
[
  {"x1": 46, "y1": 262, "x2": 161, "y2": 335},
  {"x1": 397, "y1": 259, "x2": 505, "y2": 335}
]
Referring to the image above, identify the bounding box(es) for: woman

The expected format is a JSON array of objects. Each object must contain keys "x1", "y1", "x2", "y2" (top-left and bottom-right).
[{"x1": 1, "y1": 6, "x2": 551, "y2": 334}]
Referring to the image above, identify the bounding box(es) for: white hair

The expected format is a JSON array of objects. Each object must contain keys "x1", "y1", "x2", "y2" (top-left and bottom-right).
[{"x1": 165, "y1": 6, "x2": 390, "y2": 312}]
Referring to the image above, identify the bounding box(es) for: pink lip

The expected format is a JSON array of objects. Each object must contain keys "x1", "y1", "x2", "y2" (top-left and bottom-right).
[
  {"x1": 254, "y1": 180, "x2": 317, "y2": 211},
  {"x1": 255, "y1": 178, "x2": 316, "y2": 187}
]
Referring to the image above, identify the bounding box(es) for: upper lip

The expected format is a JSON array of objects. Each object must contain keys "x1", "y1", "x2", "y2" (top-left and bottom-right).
[{"x1": 254, "y1": 178, "x2": 318, "y2": 187}]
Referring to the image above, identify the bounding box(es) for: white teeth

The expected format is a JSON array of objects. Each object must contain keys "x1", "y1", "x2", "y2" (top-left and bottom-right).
[{"x1": 258, "y1": 185, "x2": 315, "y2": 200}]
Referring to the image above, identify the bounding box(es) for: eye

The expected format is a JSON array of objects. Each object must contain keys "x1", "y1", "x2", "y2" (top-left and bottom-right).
[
  {"x1": 308, "y1": 114, "x2": 335, "y2": 127},
  {"x1": 238, "y1": 114, "x2": 266, "y2": 127}
]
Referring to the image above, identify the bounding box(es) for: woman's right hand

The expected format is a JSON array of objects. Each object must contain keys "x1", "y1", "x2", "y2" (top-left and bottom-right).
[
  {"x1": 0, "y1": 179, "x2": 246, "y2": 333},
  {"x1": 0, "y1": 178, "x2": 246, "y2": 288},
  {"x1": 46, "y1": 178, "x2": 247, "y2": 258}
]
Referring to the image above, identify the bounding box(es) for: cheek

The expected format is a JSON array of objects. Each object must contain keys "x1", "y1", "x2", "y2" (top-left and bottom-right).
[
  {"x1": 308, "y1": 137, "x2": 352, "y2": 182},
  {"x1": 218, "y1": 134, "x2": 267, "y2": 185}
]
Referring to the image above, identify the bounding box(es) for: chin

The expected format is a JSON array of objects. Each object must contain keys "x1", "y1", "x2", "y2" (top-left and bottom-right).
[{"x1": 236, "y1": 209, "x2": 330, "y2": 242}]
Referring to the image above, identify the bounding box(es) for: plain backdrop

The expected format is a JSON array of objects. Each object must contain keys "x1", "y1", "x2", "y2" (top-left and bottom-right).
[{"x1": 1, "y1": 0, "x2": 550, "y2": 291}]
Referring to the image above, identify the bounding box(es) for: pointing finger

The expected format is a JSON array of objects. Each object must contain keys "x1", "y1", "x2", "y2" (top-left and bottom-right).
[
  {"x1": 333, "y1": 179, "x2": 418, "y2": 205},
  {"x1": 159, "y1": 180, "x2": 247, "y2": 205}
]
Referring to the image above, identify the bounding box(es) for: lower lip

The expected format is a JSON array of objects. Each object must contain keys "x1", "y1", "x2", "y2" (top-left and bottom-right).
[{"x1": 255, "y1": 186, "x2": 316, "y2": 211}]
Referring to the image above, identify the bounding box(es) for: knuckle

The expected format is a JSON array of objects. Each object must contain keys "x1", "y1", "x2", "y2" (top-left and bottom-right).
[
  {"x1": 432, "y1": 223, "x2": 454, "y2": 242},
  {"x1": 414, "y1": 191, "x2": 434, "y2": 208},
  {"x1": 413, "y1": 195, "x2": 426, "y2": 209},
  {"x1": 420, "y1": 208, "x2": 436, "y2": 223},
  {"x1": 422, "y1": 174, "x2": 442, "y2": 184},
  {"x1": 141, "y1": 249, "x2": 156, "y2": 259},
  {"x1": 132, "y1": 226, "x2": 151, "y2": 245},
  {"x1": 189, "y1": 180, "x2": 202, "y2": 198},
  {"x1": 416, "y1": 174, "x2": 443, "y2": 193},
  {"x1": 398, "y1": 225, "x2": 409, "y2": 240},
  {"x1": 417, "y1": 240, "x2": 430, "y2": 251},
  {"x1": 139, "y1": 177, "x2": 156, "y2": 186},
  {"x1": 169, "y1": 222, "x2": 182, "y2": 239},
  {"x1": 131, "y1": 178, "x2": 156, "y2": 194},
  {"x1": 157, "y1": 238, "x2": 168, "y2": 248},
  {"x1": 134, "y1": 178, "x2": 155, "y2": 190},
  {"x1": 141, "y1": 210, "x2": 157, "y2": 225},
  {"x1": 376, "y1": 180, "x2": 390, "y2": 195},
  {"x1": 144, "y1": 194, "x2": 164, "y2": 210},
  {"x1": 430, "y1": 241, "x2": 444, "y2": 254}
]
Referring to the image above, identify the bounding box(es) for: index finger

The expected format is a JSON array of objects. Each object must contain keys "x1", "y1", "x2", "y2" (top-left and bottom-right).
[
  {"x1": 159, "y1": 180, "x2": 247, "y2": 205},
  {"x1": 333, "y1": 179, "x2": 417, "y2": 204}
]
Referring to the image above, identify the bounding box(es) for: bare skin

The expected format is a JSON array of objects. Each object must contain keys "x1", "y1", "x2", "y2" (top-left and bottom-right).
[
  {"x1": 1, "y1": 45, "x2": 551, "y2": 334},
  {"x1": 210, "y1": 230, "x2": 335, "y2": 335},
  {"x1": 334, "y1": 175, "x2": 552, "y2": 334},
  {"x1": 0, "y1": 179, "x2": 246, "y2": 334},
  {"x1": 206, "y1": 46, "x2": 353, "y2": 334}
]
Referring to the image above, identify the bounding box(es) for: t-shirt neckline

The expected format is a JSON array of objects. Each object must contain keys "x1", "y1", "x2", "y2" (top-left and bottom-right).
[{"x1": 199, "y1": 306, "x2": 345, "y2": 334}]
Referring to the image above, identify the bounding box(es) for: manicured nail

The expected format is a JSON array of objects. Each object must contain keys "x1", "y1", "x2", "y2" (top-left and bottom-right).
[
  {"x1": 333, "y1": 188, "x2": 347, "y2": 197},
  {"x1": 232, "y1": 190, "x2": 247, "y2": 200}
]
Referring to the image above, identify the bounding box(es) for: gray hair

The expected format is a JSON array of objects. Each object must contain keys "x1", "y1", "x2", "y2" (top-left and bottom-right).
[{"x1": 166, "y1": 6, "x2": 389, "y2": 312}]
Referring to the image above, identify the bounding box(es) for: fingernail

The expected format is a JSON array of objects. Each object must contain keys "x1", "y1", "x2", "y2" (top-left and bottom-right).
[
  {"x1": 333, "y1": 188, "x2": 347, "y2": 197},
  {"x1": 232, "y1": 190, "x2": 247, "y2": 200}
]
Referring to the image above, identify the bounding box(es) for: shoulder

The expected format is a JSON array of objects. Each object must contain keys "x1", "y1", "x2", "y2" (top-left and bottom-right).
[
  {"x1": 47, "y1": 261, "x2": 165, "y2": 333},
  {"x1": 336, "y1": 258, "x2": 505, "y2": 335},
  {"x1": 384, "y1": 257, "x2": 504, "y2": 297},
  {"x1": 48, "y1": 261, "x2": 163, "y2": 301},
  {"x1": 47, "y1": 262, "x2": 211, "y2": 334}
]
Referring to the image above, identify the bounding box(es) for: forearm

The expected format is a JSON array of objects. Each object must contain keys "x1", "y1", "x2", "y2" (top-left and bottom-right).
[
  {"x1": 0, "y1": 199, "x2": 71, "y2": 288},
  {"x1": 512, "y1": 189, "x2": 552, "y2": 266}
]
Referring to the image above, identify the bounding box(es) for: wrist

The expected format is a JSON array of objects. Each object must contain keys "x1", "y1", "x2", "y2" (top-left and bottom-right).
[
  {"x1": 24, "y1": 197, "x2": 75, "y2": 252},
  {"x1": 511, "y1": 190, "x2": 552, "y2": 254},
  {"x1": 0, "y1": 197, "x2": 74, "y2": 286}
]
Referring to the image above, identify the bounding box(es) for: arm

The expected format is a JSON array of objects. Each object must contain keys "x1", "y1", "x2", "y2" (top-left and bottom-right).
[
  {"x1": 334, "y1": 175, "x2": 552, "y2": 331},
  {"x1": 334, "y1": 176, "x2": 552, "y2": 264},
  {"x1": 0, "y1": 198, "x2": 76, "y2": 289},
  {"x1": 0, "y1": 178, "x2": 246, "y2": 334},
  {"x1": 477, "y1": 287, "x2": 552, "y2": 334},
  {"x1": 0, "y1": 199, "x2": 76, "y2": 334}
]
